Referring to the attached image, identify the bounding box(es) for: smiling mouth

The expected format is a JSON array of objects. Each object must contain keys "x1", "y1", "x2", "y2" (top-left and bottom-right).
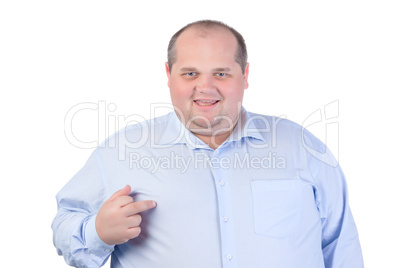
[{"x1": 194, "y1": 100, "x2": 220, "y2": 106}]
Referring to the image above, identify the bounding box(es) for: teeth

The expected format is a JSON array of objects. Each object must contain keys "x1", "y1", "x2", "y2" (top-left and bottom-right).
[{"x1": 195, "y1": 100, "x2": 218, "y2": 106}]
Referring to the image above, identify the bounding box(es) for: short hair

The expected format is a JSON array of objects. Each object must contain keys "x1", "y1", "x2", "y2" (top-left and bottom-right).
[{"x1": 167, "y1": 20, "x2": 248, "y2": 74}]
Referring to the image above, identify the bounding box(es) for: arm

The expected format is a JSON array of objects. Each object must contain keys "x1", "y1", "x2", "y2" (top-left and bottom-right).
[
  {"x1": 52, "y1": 150, "x2": 157, "y2": 268},
  {"x1": 305, "y1": 135, "x2": 364, "y2": 267},
  {"x1": 51, "y1": 151, "x2": 114, "y2": 268}
]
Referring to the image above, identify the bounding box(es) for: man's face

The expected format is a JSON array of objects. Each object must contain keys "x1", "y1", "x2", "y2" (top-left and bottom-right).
[{"x1": 166, "y1": 26, "x2": 249, "y2": 139}]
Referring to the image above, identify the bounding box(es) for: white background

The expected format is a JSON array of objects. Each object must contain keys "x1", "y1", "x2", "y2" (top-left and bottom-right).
[{"x1": 1, "y1": 0, "x2": 401, "y2": 267}]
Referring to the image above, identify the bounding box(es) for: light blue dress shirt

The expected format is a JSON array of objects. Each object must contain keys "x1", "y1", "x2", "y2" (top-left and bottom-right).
[{"x1": 52, "y1": 108, "x2": 364, "y2": 268}]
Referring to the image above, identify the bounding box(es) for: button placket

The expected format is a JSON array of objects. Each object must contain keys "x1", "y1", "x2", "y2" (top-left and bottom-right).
[{"x1": 211, "y1": 150, "x2": 237, "y2": 267}]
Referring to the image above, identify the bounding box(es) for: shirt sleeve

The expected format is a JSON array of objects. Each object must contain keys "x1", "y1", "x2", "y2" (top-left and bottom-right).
[
  {"x1": 51, "y1": 149, "x2": 114, "y2": 268},
  {"x1": 305, "y1": 132, "x2": 364, "y2": 268}
]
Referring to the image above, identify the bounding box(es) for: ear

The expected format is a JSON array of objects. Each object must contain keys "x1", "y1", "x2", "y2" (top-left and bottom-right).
[
  {"x1": 165, "y1": 62, "x2": 171, "y2": 87},
  {"x1": 243, "y1": 63, "x2": 250, "y2": 89}
]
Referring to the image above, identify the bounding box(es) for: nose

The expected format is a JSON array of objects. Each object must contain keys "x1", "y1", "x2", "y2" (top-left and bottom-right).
[{"x1": 195, "y1": 75, "x2": 216, "y2": 93}]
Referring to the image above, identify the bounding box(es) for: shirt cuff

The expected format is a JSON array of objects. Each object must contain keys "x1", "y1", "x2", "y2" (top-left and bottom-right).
[{"x1": 84, "y1": 215, "x2": 115, "y2": 259}]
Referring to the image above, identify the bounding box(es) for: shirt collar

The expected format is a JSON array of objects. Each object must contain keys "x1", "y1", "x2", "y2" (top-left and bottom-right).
[
  {"x1": 157, "y1": 107, "x2": 266, "y2": 149},
  {"x1": 156, "y1": 112, "x2": 203, "y2": 148},
  {"x1": 226, "y1": 107, "x2": 267, "y2": 143}
]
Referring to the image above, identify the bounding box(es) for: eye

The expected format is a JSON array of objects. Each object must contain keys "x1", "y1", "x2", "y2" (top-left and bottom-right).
[
  {"x1": 186, "y1": 72, "x2": 197, "y2": 76},
  {"x1": 216, "y1": 73, "x2": 227, "y2": 77}
]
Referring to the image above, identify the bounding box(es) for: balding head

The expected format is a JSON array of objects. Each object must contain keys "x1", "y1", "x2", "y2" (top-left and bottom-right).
[{"x1": 167, "y1": 20, "x2": 248, "y2": 74}]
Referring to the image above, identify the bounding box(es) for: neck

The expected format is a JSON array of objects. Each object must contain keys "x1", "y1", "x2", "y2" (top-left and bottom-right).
[{"x1": 193, "y1": 131, "x2": 232, "y2": 150}]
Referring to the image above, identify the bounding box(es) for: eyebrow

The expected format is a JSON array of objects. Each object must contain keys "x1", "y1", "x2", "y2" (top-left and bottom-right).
[
  {"x1": 179, "y1": 67, "x2": 232, "y2": 72},
  {"x1": 179, "y1": 67, "x2": 198, "y2": 72},
  {"x1": 212, "y1": 67, "x2": 231, "y2": 72}
]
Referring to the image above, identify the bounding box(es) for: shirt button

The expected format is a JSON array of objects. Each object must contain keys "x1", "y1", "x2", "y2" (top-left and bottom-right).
[
  {"x1": 219, "y1": 180, "x2": 225, "y2": 186},
  {"x1": 105, "y1": 248, "x2": 111, "y2": 252},
  {"x1": 226, "y1": 254, "x2": 232, "y2": 260},
  {"x1": 223, "y1": 216, "x2": 228, "y2": 222}
]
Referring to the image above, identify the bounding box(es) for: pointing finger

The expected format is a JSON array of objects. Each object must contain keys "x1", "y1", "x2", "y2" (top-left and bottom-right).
[{"x1": 124, "y1": 200, "x2": 157, "y2": 216}]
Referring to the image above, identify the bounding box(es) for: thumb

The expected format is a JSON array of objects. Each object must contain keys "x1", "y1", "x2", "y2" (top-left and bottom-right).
[{"x1": 108, "y1": 185, "x2": 131, "y2": 201}]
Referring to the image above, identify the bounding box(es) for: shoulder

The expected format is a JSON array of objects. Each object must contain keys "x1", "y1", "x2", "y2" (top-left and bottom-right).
[
  {"x1": 245, "y1": 110, "x2": 329, "y2": 162},
  {"x1": 247, "y1": 111, "x2": 321, "y2": 144}
]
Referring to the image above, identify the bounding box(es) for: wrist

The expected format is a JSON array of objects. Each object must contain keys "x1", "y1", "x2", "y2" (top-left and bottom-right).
[{"x1": 85, "y1": 215, "x2": 115, "y2": 254}]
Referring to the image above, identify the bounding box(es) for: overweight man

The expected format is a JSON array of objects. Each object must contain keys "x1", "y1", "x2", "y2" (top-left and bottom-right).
[{"x1": 52, "y1": 20, "x2": 364, "y2": 268}]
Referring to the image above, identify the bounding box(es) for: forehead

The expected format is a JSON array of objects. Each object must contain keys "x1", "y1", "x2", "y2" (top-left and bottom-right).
[{"x1": 174, "y1": 26, "x2": 238, "y2": 62}]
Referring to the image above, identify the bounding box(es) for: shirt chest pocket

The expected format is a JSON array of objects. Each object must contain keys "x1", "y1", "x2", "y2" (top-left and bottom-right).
[{"x1": 251, "y1": 179, "x2": 302, "y2": 238}]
